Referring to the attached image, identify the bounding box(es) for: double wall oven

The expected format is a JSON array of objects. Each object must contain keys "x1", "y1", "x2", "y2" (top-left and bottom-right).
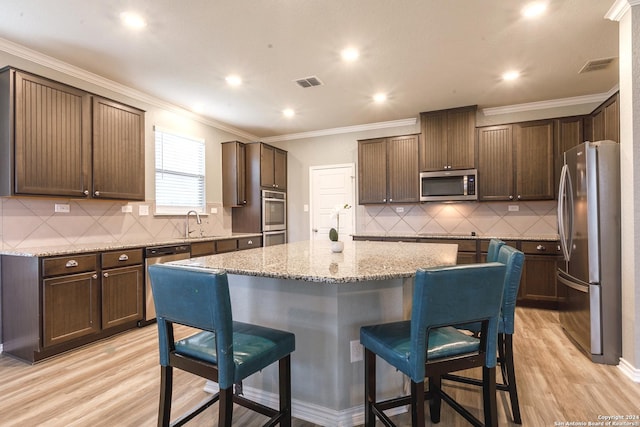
[{"x1": 262, "y1": 189, "x2": 286, "y2": 246}]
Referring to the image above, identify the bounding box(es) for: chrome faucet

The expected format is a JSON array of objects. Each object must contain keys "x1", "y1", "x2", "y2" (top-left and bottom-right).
[{"x1": 185, "y1": 210, "x2": 202, "y2": 238}]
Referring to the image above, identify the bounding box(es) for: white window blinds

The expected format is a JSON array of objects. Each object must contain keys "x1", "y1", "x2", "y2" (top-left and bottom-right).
[{"x1": 154, "y1": 127, "x2": 205, "y2": 214}]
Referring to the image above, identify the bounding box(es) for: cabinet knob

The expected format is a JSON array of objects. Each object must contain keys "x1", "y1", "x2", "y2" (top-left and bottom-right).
[
  {"x1": 94, "y1": 191, "x2": 100, "y2": 197},
  {"x1": 389, "y1": 198, "x2": 393, "y2": 202},
  {"x1": 509, "y1": 195, "x2": 514, "y2": 200},
  {"x1": 92, "y1": 274, "x2": 98, "y2": 279},
  {"x1": 243, "y1": 200, "x2": 247, "y2": 204},
  {"x1": 248, "y1": 240, "x2": 253, "y2": 245},
  {"x1": 536, "y1": 244, "x2": 546, "y2": 252},
  {"x1": 517, "y1": 195, "x2": 521, "y2": 200},
  {"x1": 103, "y1": 272, "x2": 109, "y2": 278},
  {"x1": 83, "y1": 190, "x2": 89, "y2": 196},
  {"x1": 383, "y1": 198, "x2": 387, "y2": 202}
]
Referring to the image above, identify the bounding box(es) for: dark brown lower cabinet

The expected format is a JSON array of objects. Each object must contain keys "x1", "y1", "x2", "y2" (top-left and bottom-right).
[
  {"x1": 43, "y1": 271, "x2": 100, "y2": 347},
  {"x1": 518, "y1": 241, "x2": 562, "y2": 308}
]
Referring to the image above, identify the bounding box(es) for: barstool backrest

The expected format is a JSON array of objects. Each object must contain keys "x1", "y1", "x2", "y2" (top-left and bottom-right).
[{"x1": 496, "y1": 245, "x2": 525, "y2": 334}]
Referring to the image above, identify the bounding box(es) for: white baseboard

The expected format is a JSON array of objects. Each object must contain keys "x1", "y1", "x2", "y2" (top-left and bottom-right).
[
  {"x1": 618, "y1": 358, "x2": 640, "y2": 382},
  {"x1": 204, "y1": 381, "x2": 406, "y2": 427}
]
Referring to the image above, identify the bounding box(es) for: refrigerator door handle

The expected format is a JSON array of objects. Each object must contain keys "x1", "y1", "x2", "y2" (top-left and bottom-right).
[
  {"x1": 557, "y1": 164, "x2": 573, "y2": 261},
  {"x1": 557, "y1": 273, "x2": 588, "y2": 293}
]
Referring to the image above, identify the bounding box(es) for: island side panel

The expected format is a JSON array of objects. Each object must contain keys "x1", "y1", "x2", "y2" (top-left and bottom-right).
[{"x1": 224, "y1": 274, "x2": 406, "y2": 415}]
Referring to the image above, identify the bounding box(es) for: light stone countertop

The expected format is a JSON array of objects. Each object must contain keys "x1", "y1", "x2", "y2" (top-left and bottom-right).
[
  {"x1": 170, "y1": 240, "x2": 459, "y2": 284},
  {"x1": 352, "y1": 232, "x2": 560, "y2": 241},
  {"x1": 0, "y1": 233, "x2": 262, "y2": 257}
]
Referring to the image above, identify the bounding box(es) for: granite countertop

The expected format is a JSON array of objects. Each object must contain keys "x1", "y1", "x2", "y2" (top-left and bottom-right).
[
  {"x1": 170, "y1": 240, "x2": 459, "y2": 284},
  {"x1": 0, "y1": 233, "x2": 263, "y2": 257},
  {"x1": 352, "y1": 232, "x2": 560, "y2": 241}
]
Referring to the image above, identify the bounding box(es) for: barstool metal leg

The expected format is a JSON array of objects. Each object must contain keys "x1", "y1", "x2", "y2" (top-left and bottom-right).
[
  {"x1": 279, "y1": 355, "x2": 292, "y2": 427},
  {"x1": 364, "y1": 349, "x2": 376, "y2": 427},
  {"x1": 503, "y1": 334, "x2": 522, "y2": 424},
  {"x1": 483, "y1": 366, "x2": 498, "y2": 427},
  {"x1": 158, "y1": 366, "x2": 172, "y2": 427}
]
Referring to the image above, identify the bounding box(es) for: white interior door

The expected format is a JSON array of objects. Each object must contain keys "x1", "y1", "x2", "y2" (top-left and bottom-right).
[{"x1": 310, "y1": 164, "x2": 355, "y2": 241}]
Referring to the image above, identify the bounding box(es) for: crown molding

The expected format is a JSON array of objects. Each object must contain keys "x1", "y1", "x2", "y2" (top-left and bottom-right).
[
  {"x1": 482, "y1": 87, "x2": 619, "y2": 116},
  {"x1": 606, "y1": 0, "x2": 640, "y2": 21},
  {"x1": 0, "y1": 37, "x2": 258, "y2": 141},
  {"x1": 261, "y1": 117, "x2": 418, "y2": 143}
]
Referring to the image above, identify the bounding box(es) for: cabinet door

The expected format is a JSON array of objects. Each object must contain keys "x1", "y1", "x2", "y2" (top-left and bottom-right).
[
  {"x1": 515, "y1": 120, "x2": 554, "y2": 200},
  {"x1": 222, "y1": 141, "x2": 246, "y2": 207},
  {"x1": 14, "y1": 71, "x2": 91, "y2": 197},
  {"x1": 260, "y1": 144, "x2": 276, "y2": 188},
  {"x1": 43, "y1": 271, "x2": 100, "y2": 347},
  {"x1": 554, "y1": 116, "x2": 583, "y2": 196},
  {"x1": 387, "y1": 135, "x2": 419, "y2": 203},
  {"x1": 446, "y1": 107, "x2": 476, "y2": 170},
  {"x1": 603, "y1": 93, "x2": 619, "y2": 143},
  {"x1": 92, "y1": 97, "x2": 145, "y2": 200},
  {"x1": 519, "y1": 254, "x2": 558, "y2": 305},
  {"x1": 591, "y1": 109, "x2": 605, "y2": 142},
  {"x1": 358, "y1": 138, "x2": 388, "y2": 204},
  {"x1": 477, "y1": 125, "x2": 513, "y2": 201},
  {"x1": 420, "y1": 110, "x2": 447, "y2": 171},
  {"x1": 101, "y1": 265, "x2": 144, "y2": 329},
  {"x1": 273, "y1": 148, "x2": 287, "y2": 190}
]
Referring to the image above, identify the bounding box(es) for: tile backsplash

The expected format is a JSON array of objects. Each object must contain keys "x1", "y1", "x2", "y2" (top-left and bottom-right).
[
  {"x1": 356, "y1": 200, "x2": 558, "y2": 237},
  {"x1": 0, "y1": 197, "x2": 231, "y2": 251}
]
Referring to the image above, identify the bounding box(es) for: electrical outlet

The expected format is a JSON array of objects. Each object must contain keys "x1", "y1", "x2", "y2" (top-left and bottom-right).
[
  {"x1": 350, "y1": 340, "x2": 363, "y2": 363},
  {"x1": 121, "y1": 205, "x2": 133, "y2": 213},
  {"x1": 139, "y1": 205, "x2": 150, "y2": 216},
  {"x1": 54, "y1": 203, "x2": 70, "y2": 213},
  {"x1": 508, "y1": 205, "x2": 520, "y2": 212},
  {"x1": 210, "y1": 207, "x2": 218, "y2": 214},
  {"x1": 395, "y1": 206, "x2": 404, "y2": 213}
]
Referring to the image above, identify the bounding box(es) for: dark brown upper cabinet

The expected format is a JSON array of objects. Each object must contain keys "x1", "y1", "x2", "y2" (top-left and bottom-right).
[
  {"x1": 554, "y1": 116, "x2": 584, "y2": 196},
  {"x1": 419, "y1": 105, "x2": 476, "y2": 171},
  {"x1": 0, "y1": 67, "x2": 145, "y2": 200},
  {"x1": 585, "y1": 92, "x2": 619, "y2": 143},
  {"x1": 477, "y1": 120, "x2": 554, "y2": 201},
  {"x1": 358, "y1": 134, "x2": 419, "y2": 204},
  {"x1": 260, "y1": 143, "x2": 287, "y2": 190},
  {"x1": 222, "y1": 141, "x2": 247, "y2": 207}
]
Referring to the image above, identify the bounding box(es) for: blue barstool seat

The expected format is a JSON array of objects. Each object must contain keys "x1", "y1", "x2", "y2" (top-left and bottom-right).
[
  {"x1": 445, "y1": 244, "x2": 525, "y2": 424},
  {"x1": 148, "y1": 264, "x2": 295, "y2": 427},
  {"x1": 360, "y1": 263, "x2": 507, "y2": 426}
]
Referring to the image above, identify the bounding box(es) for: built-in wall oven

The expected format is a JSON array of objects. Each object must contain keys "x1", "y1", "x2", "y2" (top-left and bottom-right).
[{"x1": 262, "y1": 190, "x2": 286, "y2": 246}]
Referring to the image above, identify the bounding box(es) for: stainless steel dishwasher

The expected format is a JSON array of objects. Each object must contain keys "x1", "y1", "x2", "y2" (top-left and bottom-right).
[{"x1": 144, "y1": 244, "x2": 191, "y2": 322}]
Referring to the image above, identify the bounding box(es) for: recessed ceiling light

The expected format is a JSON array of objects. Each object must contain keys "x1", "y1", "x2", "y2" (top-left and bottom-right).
[
  {"x1": 192, "y1": 104, "x2": 204, "y2": 114},
  {"x1": 502, "y1": 70, "x2": 520, "y2": 81},
  {"x1": 341, "y1": 47, "x2": 360, "y2": 62},
  {"x1": 283, "y1": 108, "x2": 295, "y2": 118},
  {"x1": 522, "y1": 2, "x2": 547, "y2": 18},
  {"x1": 373, "y1": 93, "x2": 387, "y2": 103},
  {"x1": 120, "y1": 12, "x2": 146, "y2": 29},
  {"x1": 225, "y1": 75, "x2": 242, "y2": 87}
]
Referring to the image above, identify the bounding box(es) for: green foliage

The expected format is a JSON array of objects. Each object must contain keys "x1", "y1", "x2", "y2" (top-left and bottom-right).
[{"x1": 329, "y1": 228, "x2": 339, "y2": 241}]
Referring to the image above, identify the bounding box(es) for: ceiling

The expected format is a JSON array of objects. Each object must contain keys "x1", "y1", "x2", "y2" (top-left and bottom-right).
[{"x1": 0, "y1": 1, "x2": 619, "y2": 139}]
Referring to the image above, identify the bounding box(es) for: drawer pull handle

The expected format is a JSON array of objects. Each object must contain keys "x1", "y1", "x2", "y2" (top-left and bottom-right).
[
  {"x1": 65, "y1": 260, "x2": 79, "y2": 268},
  {"x1": 118, "y1": 254, "x2": 129, "y2": 261},
  {"x1": 536, "y1": 245, "x2": 546, "y2": 252}
]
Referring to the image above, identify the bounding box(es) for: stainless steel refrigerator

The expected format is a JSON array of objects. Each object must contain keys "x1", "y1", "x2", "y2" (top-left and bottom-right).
[{"x1": 557, "y1": 140, "x2": 621, "y2": 365}]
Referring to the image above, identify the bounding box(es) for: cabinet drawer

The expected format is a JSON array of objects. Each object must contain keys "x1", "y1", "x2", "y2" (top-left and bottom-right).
[
  {"x1": 216, "y1": 239, "x2": 238, "y2": 253},
  {"x1": 418, "y1": 238, "x2": 477, "y2": 252},
  {"x1": 101, "y1": 248, "x2": 143, "y2": 269},
  {"x1": 42, "y1": 254, "x2": 98, "y2": 277},
  {"x1": 479, "y1": 240, "x2": 518, "y2": 252},
  {"x1": 190, "y1": 241, "x2": 216, "y2": 257},
  {"x1": 520, "y1": 241, "x2": 561, "y2": 255},
  {"x1": 238, "y1": 236, "x2": 262, "y2": 250}
]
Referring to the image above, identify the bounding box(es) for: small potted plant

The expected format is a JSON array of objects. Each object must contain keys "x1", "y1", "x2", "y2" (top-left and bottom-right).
[{"x1": 329, "y1": 203, "x2": 351, "y2": 253}]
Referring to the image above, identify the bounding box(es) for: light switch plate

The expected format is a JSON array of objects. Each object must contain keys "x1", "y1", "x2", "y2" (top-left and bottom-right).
[
  {"x1": 121, "y1": 205, "x2": 133, "y2": 213},
  {"x1": 210, "y1": 207, "x2": 218, "y2": 214},
  {"x1": 139, "y1": 205, "x2": 150, "y2": 216},
  {"x1": 303, "y1": 204, "x2": 309, "y2": 212}
]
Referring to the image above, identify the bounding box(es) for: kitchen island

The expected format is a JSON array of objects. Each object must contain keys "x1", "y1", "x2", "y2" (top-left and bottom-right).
[{"x1": 171, "y1": 239, "x2": 458, "y2": 426}]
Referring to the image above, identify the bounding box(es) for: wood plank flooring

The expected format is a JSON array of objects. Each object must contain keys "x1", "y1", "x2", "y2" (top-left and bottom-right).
[{"x1": 1, "y1": 307, "x2": 639, "y2": 426}]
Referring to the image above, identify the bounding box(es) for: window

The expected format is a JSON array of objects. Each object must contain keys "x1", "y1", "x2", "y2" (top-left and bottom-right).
[{"x1": 154, "y1": 127, "x2": 205, "y2": 214}]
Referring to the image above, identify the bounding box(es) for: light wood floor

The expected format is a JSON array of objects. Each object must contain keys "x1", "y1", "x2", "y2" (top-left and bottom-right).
[{"x1": 1, "y1": 307, "x2": 639, "y2": 426}]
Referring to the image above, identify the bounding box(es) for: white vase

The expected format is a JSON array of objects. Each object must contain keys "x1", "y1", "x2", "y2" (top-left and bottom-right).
[{"x1": 330, "y1": 241, "x2": 344, "y2": 253}]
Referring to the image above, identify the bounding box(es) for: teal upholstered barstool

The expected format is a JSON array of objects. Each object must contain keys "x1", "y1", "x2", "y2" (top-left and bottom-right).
[
  {"x1": 486, "y1": 238, "x2": 505, "y2": 262},
  {"x1": 360, "y1": 263, "x2": 506, "y2": 426},
  {"x1": 148, "y1": 264, "x2": 295, "y2": 427},
  {"x1": 445, "y1": 244, "x2": 525, "y2": 424}
]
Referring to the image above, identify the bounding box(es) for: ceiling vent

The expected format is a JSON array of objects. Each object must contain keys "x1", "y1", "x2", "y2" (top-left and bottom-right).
[
  {"x1": 579, "y1": 57, "x2": 616, "y2": 73},
  {"x1": 294, "y1": 76, "x2": 323, "y2": 88}
]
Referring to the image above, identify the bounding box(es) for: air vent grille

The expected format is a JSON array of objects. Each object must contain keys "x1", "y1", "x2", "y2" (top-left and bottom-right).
[
  {"x1": 579, "y1": 57, "x2": 615, "y2": 73},
  {"x1": 295, "y1": 76, "x2": 323, "y2": 88}
]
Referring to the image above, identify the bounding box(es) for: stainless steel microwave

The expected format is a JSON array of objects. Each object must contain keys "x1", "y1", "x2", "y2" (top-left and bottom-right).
[{"x1": 419, "y1": 169, "x2": 477, "y2": 202}]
